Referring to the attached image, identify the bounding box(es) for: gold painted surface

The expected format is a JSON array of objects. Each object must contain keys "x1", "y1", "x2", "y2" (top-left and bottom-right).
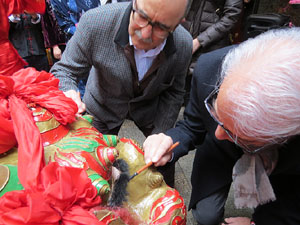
[
  {"x1": 43, "y1": 117, "x2": 98, "y2": 165},
  {"x1": 68, "y1": 116, "x2": 93, "y2": 130},
  {"x1": 36, "y1": 116, "x2": 60, "y2": 133},
  {"x1": 0, "y1": 165, "x2": 9, "y2": 192},
  {"x1": 0, "y1": 148, "x2": 18, "y2": 166},
  {"x1": 94, "y1": 209, "x2": 126, "y2": 225},
  {"x1": 117, "y1": 141, "x2": 170, "y2": 223}
]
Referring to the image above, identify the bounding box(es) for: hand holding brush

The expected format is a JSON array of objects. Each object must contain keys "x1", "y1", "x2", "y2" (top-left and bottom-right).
[{"x1": 129, "y1": 141, "x2": 180, "y2": 180}]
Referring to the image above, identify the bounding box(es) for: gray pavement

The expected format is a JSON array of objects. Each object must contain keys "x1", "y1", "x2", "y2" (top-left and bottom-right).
[{"x1": 119, "y1": 107, "x2": 252, "y2": 225}]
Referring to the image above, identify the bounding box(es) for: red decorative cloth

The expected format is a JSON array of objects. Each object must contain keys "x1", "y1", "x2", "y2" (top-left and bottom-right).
[
  {"x1": 0, "y1": 163, "x2": 104, "y2": 225},
  {"x1": 0, "y1": 68, "x2": 77, "y2": 155},
  {"x1": 0, "y1": 0, "x2": 45, "y2": 76},
  {"x1": 0, "y1": 68, "x2": 105, "y2": 224}
]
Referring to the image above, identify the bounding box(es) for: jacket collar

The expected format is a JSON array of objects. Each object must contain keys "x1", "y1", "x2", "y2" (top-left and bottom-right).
[{"x1": 114, "y1": 2, "x2": 176, "y2": 57}]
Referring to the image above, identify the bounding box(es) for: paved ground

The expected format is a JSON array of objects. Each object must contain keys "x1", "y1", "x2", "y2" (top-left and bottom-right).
[{"x1": 119, "y1": 107, "x2": 252, "y2": 225}]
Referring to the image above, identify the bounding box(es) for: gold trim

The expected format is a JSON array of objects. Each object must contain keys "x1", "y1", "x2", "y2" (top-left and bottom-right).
[
  {"x1": 0, "y1": 165, "x2": 10, "y2": 192},
  {"x1": 36, "y1": 116, "x2": 60, "y2": 133}
]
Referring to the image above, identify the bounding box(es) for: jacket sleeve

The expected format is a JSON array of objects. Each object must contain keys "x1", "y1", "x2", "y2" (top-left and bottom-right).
[
  {"x1": 197, "y1": 0, "x2": 243, "y2": 48},
  {"x1": 165, "y1": 70, "x2": 208, "y2": 161},
  {"x1": 41, "y1": 0, "x2": 66, "y2": 48},
  {"x1": 165, "y1": 45, "x2": 234, "y2": 161},
  {"x1": 50, "y1": 0, "x2": 77, "y2": 39},
  {"x1": 152, "y1": 27, "x2": 193, "y2": 134}
]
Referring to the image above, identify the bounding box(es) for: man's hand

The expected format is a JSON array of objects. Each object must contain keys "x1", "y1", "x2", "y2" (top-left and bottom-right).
[
  {"x1": 53, "y1": 45, "x2": 62, "y2": 60},
  {"x1": 192, "y1": 38, "x2": 201, "y2": 54},
  {"x1": 143, "y1": 133, "x2": 174, "y2": 167},
  {"x1": 64, "y1": 90, "x2": 86, "y2": 115}
]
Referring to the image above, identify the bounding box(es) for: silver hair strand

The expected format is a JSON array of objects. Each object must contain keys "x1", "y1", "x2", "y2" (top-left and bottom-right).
[{"x1": 220, "y1": 28, "x2": 300, "y2": 144}]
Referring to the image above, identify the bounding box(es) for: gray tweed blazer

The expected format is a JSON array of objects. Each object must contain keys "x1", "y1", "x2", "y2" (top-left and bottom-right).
[{"x1": 50, "y1": 2, "x2": 192, "y2": 134}]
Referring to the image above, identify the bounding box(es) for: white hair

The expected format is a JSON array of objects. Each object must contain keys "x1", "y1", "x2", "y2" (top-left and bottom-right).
[{"x1": 220, "y1": 28, "x2": 300, "y2": 144}]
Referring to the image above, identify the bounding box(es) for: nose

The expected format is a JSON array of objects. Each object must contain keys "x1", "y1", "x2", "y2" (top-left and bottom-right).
[
  {"x1": 215, "y1": 125, "x2": 232, "y2": 142},
  {"x1": 140, "y1": 24, "x2": 153, "y2": 39}
]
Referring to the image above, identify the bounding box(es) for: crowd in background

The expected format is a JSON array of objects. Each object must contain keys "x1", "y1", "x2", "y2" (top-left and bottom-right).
[{"x1": 8, "y1": 0, "x2": 131, "y2": 73}]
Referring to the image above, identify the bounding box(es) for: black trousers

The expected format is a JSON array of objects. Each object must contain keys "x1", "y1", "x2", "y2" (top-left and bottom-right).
[{"x1": 24, "y1": 55, "x2": 49, "y2": 72}]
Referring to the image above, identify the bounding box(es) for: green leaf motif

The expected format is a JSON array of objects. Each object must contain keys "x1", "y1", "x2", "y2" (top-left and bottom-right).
[{"x1": 55, "y1": 137, "x2": 99, "y2": 152}]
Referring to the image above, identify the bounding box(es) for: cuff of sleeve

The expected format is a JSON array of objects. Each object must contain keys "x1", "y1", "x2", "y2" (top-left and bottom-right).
[
  {"x1": 168, "y1": 152, "x2": 174, "y2": 163},
  {"x1": 8, "y1": 14, "x2": 21, "y2": 23},
  {"x1": 31, "y1": 14, "x2": 41, "y2": 24},
  {"x1": 197, "y1": 36, "x2": 206, "y2": 48}
]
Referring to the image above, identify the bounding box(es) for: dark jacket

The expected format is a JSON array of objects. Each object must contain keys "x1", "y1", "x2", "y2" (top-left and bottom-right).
[
  {"x1": 183, "y1": 0, "x2": 243, "y2": 53},
  {"x1": 167, "y1": 46, "x2": 241, "y2": 209},
  {"x1": 166, "y1": 46, "x2": 300, "y2": 224},
  {"x1": 50, "y1": 2, "x2": 192, "y2": 134},
  {"x1": 41, "y1": 0, "x2": 66, "y2": 49},
  {"x1": 9, "y1": 14, "x2": 46, "y2": 58}
]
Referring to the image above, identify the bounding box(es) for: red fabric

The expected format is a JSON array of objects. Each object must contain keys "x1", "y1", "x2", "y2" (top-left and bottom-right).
[
  {"x1": 0, "y1": 0, "x2": 45, "y2": 76},
  {"x1": 0, "y1": 163, "x2": 104, "y2": 225},
  {"x1": 0, "y1": 68, "x2": 105, "y2": 224},
  {"x1": 0, "y1": 68, "x2": 77, "y2": 154}
]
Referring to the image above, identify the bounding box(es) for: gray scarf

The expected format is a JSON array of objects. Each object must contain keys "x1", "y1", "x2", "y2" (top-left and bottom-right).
[{"x1": 232, "y1": 148, "x2": 278, "y2": 209}]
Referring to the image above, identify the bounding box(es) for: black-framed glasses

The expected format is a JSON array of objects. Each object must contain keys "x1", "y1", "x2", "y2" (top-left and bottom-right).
[
  {"x1": 204, "y1": 88, "x2": 269, "y2": 154},
  {"x1": 132, "y1": 0, "x2": 173, "y2": 39}
]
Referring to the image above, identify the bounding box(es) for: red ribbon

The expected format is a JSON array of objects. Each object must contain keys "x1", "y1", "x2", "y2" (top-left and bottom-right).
[
  {"x1": 0, "y1": 68, "x2": 105, "y2": 224},
  {"x1": 0, "y1": 68, "x2": 77, "y2": 154}
]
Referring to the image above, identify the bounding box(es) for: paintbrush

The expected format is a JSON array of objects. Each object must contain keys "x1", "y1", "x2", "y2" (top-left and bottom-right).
[{"x1": 129, "y1": 141, "x2": 180, "y2": 180}]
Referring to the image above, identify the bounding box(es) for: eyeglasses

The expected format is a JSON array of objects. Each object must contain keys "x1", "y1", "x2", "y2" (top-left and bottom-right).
[
  {"x1": 132, "y1": 0, "x2": 173, "y2": 39},
  {"x1": 204, "y1": 88, "x2": 269, "y2": 154}
]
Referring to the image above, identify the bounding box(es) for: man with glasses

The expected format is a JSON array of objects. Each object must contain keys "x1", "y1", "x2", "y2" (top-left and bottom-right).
[
  {"x1": 51, "y1": 0, "x2": 192, "y2": 186},
  {"x1": 143, "y1": 28, "x2": 300, "y2": 225}
]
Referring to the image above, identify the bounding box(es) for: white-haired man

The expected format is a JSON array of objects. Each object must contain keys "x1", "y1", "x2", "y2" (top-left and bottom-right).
[{"x1": 143, "y1": 28, "x2": 300, "y2": 225}]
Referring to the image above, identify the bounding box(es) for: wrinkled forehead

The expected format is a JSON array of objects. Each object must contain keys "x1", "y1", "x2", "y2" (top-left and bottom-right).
[{"x1": 137, "y1": 0, "x2": 187, "y2": 25}]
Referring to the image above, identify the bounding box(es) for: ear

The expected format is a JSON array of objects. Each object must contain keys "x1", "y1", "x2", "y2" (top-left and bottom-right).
[{"x1": 181, "y1": 18, "x2": 186, "y2": 23}]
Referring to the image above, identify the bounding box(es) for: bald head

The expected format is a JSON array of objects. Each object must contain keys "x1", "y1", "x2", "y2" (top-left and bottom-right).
[
  {"x1": 142, "y1": 0, "x2": 188, "y2": 19},
  {"x1": 138, "y1": 0, "x2": 188, "y2": 27}
]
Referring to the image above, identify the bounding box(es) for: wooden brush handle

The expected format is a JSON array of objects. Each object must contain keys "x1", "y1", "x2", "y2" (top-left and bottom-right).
[{"x1": 137, "y1": 141, "x2": 180, "y2": 174}]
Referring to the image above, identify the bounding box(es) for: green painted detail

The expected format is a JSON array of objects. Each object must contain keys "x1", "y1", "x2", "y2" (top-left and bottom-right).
[
  {"x1": 89, "y1": 173, "x2": 102, "y2": 181},
  {"x1": 82, "y1": 115, "x2": 93, "y2": 124},
  {"x1": 89, "y1": 174, "x2": 110, "y2": 194},
  {"x1": 97, "y1": 179, "x2": 110, "y2": 187},
  {"x1": 0, "y1": 165, "x2": 24, "y2": 197},
  {"x1": 111, "y1": 135, "x2": 118, "y2": 146},
  {"x1": 55, "y1": 137, "x2": 99, "y2": 152},
  {"x1": 103, "y1": 135, "x2": 118, "y2": 147}
]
